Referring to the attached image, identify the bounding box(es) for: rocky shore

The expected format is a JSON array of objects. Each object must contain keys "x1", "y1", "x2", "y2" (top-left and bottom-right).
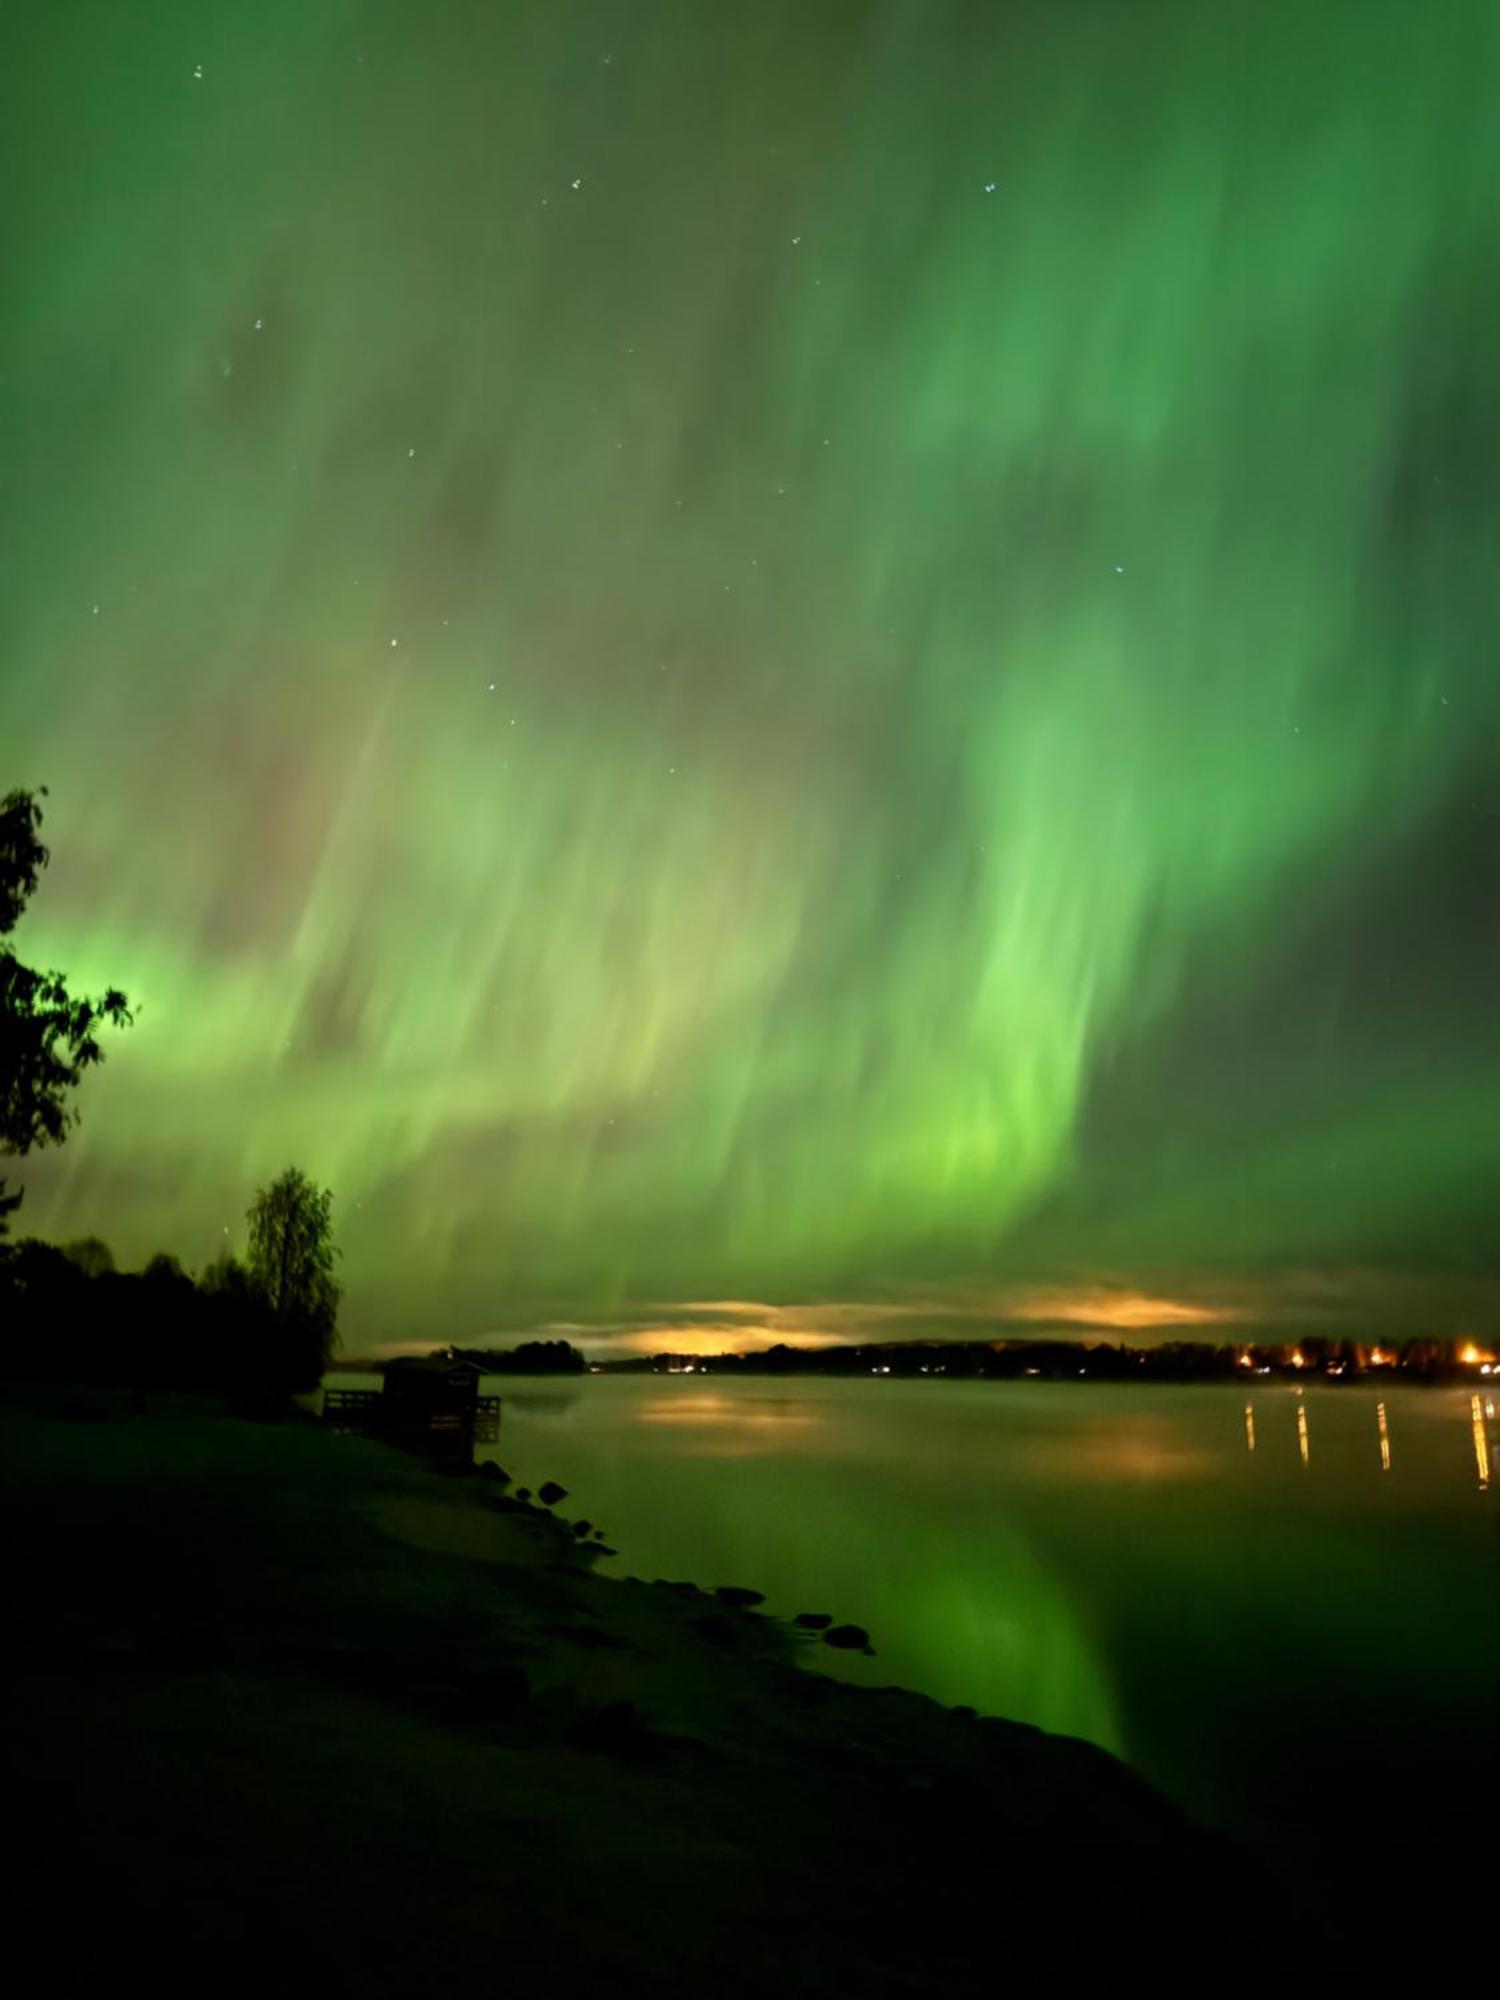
[{"x1": 3, "y1": 1387, "x2": 1292, "y2": 1992}]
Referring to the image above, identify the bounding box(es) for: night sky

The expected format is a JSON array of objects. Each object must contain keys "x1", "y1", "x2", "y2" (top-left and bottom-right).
[{"x1": 4, "y1": 2, "x2": 1496, "y2": 1351}]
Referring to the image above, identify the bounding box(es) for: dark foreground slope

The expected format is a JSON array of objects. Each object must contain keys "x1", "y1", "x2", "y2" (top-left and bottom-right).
[{"x1": 3, "y1": 1389, "x2": 1299, "y2": 1994}]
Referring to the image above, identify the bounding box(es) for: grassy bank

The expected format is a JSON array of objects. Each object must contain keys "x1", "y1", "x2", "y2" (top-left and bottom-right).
[{"x1": 4, "y1": 1387, "x2": 1289, "y2": 1992}]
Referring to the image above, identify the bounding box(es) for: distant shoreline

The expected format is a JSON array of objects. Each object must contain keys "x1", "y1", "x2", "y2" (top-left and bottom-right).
[{"x1": 334, "y1": 1341, "x2": 1494, "y2": 1389}]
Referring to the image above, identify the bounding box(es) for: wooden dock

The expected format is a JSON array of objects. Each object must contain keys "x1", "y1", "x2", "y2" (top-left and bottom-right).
[{"x1": 322, "y1": 1386, "x2": 500, "y2": 1446}]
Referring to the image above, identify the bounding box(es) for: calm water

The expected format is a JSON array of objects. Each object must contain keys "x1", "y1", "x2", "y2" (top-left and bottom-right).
[{"x1": 347, "y1": 1373, "x2": 1500, "y2": 1845}]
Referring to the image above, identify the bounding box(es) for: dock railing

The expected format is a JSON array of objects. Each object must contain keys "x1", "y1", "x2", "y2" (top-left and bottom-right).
[
  {"x1": 320, "y1": 1387, "x2": 500, "y2": 1445},
  {"x1": 322, "y1": 1387, "x2": 381, "y2": 1430}
]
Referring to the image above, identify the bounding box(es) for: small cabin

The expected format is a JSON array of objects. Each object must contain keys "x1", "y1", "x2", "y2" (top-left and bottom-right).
[
  {"x1": 383, "y1": 1354, "x2": 483, "y2": 1423},
  {"x1": 323, "y1": 1354, "x2": 500, "y2": 1451}
]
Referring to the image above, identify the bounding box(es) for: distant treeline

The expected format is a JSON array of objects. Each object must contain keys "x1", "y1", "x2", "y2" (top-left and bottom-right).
[
  {"x1": 601, "y1": 1336, "x2": 1491, "y2": 1383},
  {"x1": 0, "y1": 1236, "x2": 328, "y2": 1405},
  {"x1": 449, "y1": 1340, "x2": 587, "y2": 1375}
]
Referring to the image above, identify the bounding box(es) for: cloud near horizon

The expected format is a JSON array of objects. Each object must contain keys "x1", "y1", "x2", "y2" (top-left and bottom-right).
[{"x1": 360, "y1": 1267, "x2": 1499, "y2": 1362}]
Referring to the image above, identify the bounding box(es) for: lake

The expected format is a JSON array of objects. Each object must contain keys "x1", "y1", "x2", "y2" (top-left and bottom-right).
[{"x1": 344, "y1": 1371, "x2": 1499, "y2": 1848}]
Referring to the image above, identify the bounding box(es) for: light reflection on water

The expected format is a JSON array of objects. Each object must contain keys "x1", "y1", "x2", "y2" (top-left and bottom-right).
[
  {"x1": 635, "y1": 1391, "x2": 826, "y2": 1435},
  {"x1": 1472, "y1": 1394, "x2": 1492, "y2": 1490},
  {"x1": 337, "y1": 1370, "x2": 1497, "y2": 1845}
]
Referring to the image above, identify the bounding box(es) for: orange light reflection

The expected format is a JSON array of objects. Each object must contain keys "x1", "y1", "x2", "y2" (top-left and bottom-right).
[
  {"x1": 636, "y1": 1393, "x2": 822, "y2": 1429},
  {"x1": 1472, "y1": 1396, "x2": 1491, "y2": 1491}
]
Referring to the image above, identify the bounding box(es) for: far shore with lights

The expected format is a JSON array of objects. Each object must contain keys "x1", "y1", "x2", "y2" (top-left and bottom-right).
[{"x1": 347, "y1": 1333, "x2": 1497, "y2": 1384}]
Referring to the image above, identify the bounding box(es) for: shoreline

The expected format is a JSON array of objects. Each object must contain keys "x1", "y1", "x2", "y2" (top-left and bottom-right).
[
  {"x1": 334, "y1": 1356, "x2": 1494, "y2": 1389},
  {"x1": 3, "y1": 1384, "x2": 1337, "y2": 1988}
]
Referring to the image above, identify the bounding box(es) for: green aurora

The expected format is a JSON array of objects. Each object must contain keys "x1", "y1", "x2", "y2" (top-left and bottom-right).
[{"x1": 3, "y1": 2, "x2": 1496, "y2": 1343}]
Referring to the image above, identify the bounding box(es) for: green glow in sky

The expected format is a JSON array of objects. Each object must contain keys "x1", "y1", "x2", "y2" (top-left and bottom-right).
[{"x1": 4, "y1": 3, "x2": 1496, "y2": 1339}]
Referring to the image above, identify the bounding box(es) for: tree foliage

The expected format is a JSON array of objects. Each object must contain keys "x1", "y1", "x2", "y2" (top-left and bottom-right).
[
  {"x1": 1, "y1": 788, "x2": 131, "y2": 1229},
  {"x1": 455, "y1": 1338, "x2": 587, "y2": 1374},
  {"x1": 1, "y1": 1239, "x2": 289, "y2": 1400},
  {"x1": 245, "y1": 1167, "x2": 341, "y2": 1388},
  {"x1": 62, "y1": 1235, "x2": 116, "y2": 1278}
]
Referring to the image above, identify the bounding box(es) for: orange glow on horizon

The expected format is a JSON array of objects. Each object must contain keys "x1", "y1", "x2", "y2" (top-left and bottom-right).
[
  {"x1": 614, "y1": 1324, "x2": 847, "y2": 1358},
  {"x1": 998, "y1": 1286, "x2": 1239, "y2": 1332}
]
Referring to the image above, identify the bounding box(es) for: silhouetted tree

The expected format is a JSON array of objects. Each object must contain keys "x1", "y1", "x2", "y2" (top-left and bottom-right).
[
  {"x1": 507, "y1": 1339, "x2": 584, "y2": 1374},
  {"x1": 453, "y1": 1338, "x2": 586, "y2": 1374},
  {"x1": 245, "y1": 1167, "x2": 341, "y2": 1392},
  {"x1": 200, "y1": 1251, "x2": 253, "y2": 1297},
  {"x1": 0, "y1": 788, "x2": 131, "y2": 1231},
  {"x1": 63, "y1": 1236, "x2": 116, "y2": 1277}
]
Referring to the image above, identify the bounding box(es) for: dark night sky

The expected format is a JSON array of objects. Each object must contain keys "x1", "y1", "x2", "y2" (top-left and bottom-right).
[{"x1": 3, "y1": 2, "x2": 1496, "y2": 1351}]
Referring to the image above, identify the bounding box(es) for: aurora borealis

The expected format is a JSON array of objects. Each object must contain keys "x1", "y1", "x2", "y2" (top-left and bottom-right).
[{"x1": 4, "y1": 1, "x2": 1496, "y2": 1347}]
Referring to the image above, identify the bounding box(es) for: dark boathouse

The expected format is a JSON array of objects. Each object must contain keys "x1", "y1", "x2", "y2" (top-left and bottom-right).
[{"x1": 323, "y1": 1355, "x2": 500, "y2": 1455}]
